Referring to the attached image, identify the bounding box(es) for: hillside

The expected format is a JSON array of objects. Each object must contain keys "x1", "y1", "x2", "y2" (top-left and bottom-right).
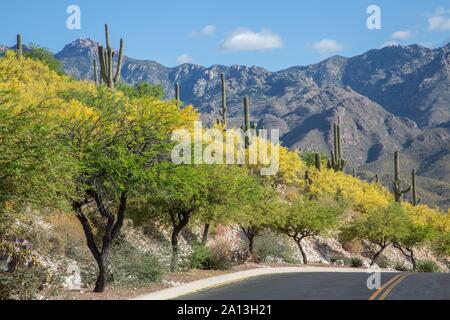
[{"x1": 3, "y1": 39, "x2": 449, "y2": 208}]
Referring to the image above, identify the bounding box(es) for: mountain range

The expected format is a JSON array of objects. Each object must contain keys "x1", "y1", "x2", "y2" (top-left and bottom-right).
[{"x1": 2, "y1": 38, "x2": 450, "y2": 208}]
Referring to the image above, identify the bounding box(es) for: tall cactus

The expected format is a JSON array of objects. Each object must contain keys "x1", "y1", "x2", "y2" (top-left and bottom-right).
[
  {"x1": 97, "y1": 24, "x2": 124, "y2": 89},
  {"x1": 393, "y1": 151, "x2": 411, "y2": 202},
  {"x1": 93, "y1": 59, "x2": 98, "y2": 85},
  {"x1": 352, "y1": 168, "x2": 357, "y2": 178},
  {"x1": 327, "y1": 123, "x2": 347, "y2": 172},
  {"x1": 216, "y1": 73, "x2": 228, "y2": 129},
  {"x1": 174, "y1": 82, "x2": 181, "y2": 107},
  {"x1": 243, "y1": 97, "x2": 251, "y2": 148},
  {"x1": 17, "y1": 34, "x2": 23, "y2": 59},
  {"x1": 411, "y1": 169, "x2": 421, "y2": 206},
  {"x1": 314, "y1": 153, "x2": 322, "y2": 172}
]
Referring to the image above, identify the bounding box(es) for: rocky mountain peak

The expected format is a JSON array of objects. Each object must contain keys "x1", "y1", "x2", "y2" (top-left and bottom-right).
[{"x1": 55, "y1": 38, "x2": 99, "y2": 59}]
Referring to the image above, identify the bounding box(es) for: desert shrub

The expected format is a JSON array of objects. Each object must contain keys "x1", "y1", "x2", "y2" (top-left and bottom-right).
[
  {"x1": 350, "y1": 257, "x2": 363, "y2": 268},
  {"x1": 254, "y1": 233, "x2": 298, "y2": 264},
  {"x1": 394, "y1": 261, "x2": 411, "y2": 272},
  {"x1": 376, "y1": 255, "x2": 390, "y2": 269},
  {"x1": 187, "y1": 242, "x2": 232, "y2": 271},
  {"x1": 416, "y1": 260, "x2": 441, "y2": 273},
  {"x1": 330, "y1": 255, "x2": 350, "y2": 266},
  {"x1": 0, "y1": 265, "x2": 60, "y2": 300},
  {"x1": 109, "y1": 241, "x2": 164, "y2": 286}
]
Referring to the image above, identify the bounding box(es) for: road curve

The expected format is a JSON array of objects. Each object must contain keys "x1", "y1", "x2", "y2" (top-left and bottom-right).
[{"x1": 177, "y1": 272, "x2": 450, "y2": 300}]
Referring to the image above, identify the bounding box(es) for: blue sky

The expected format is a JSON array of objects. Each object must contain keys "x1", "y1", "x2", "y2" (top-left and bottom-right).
[{"x1": 1, "y1": 0, "x2": 449, "y2": 71}]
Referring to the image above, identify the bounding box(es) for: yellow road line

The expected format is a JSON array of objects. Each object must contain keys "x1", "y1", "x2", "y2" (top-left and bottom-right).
[
  {"x1": 368, "y1": 273, "x2": 404, "y2": 301},
  {"x1": 378, "y1": 273, "x2": 411, "y2": 300}
]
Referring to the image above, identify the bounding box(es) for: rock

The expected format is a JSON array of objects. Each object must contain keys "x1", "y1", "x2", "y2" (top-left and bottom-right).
[
  {"x1": 63, "y1": 263, "x2": 82, "y2": 291},
  {"x1": 333, "y1": 259, "x2": 345, "y2": 266}
]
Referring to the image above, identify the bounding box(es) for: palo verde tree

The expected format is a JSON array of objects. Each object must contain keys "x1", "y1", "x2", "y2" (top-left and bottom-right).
[
  {"x1": 341, "y1": 202, "x2": 408, "y2": 266},
  {"x1": 393, "y1": 217, "x2": 435, "y2": 270},
  {"x1": 148, "y1": 163, "x2": 260, "y2": 272},
  {"x1": 270, "y1": 197, "x2": 344, "y2": 264},
  {"x1": 58, "y1": 87, "x2": 196, "y2": 292}
]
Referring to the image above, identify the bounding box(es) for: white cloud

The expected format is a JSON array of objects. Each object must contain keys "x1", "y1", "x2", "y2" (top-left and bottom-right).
[
  {"x1": 190, "y1": 25, "x2": 217, "y2": 37},
  {"x1": 311, "y1": 39, "x2": 344, "y2": 55},
  {"x1": 391, "y1": 30, "x2": 414, "y2": 40},
  {"x1": 428, "y1": 8, "x2": 450, "y2": 31},
  {"x1": 219, "y1": 28, "x2": 283, "y2": 52},
  {"x1": 176, "y1": 54, "x2": 193, "y2": 64}
]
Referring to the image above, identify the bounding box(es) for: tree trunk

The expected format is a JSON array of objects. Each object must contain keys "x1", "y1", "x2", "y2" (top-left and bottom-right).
[
  {"x1": 73, "y1": 190, "x2": 127, "y2": 293},
  {"x1": 170, "y1": 211, "x2": 190, "y2": 272},
  {"x1": 294, "y1": 237, "x2": 308, "y2": 264},
  {"x1": 370, "y1": 245, "x2": 388, "y2": 266},
  {"x1": 201, "y1": 224, "x2": 210, "y2": 245},
  {"x1": 249, "y1": 235, "x2": 255, "y2": 255},
  {"x1": 171, "y1": 228, "x2": 180, "y2": 272},
  {"x1": 94, "y1": 255, "x2": 108, "y2": 293},
  {"x1": 410, "y1": 250, "x2": 416, "y2": 271}
]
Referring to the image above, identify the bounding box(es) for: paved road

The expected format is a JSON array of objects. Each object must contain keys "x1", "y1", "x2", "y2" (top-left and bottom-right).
[{"x1": 177, "y1": 272, "x2": 450, "y2": 300}]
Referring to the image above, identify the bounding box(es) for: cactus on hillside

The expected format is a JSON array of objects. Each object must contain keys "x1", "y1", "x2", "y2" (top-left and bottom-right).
[
  {"x1": 93, "y1": 59, "x2": 98, "y2": 85},
  {"x1": 175, "y1": 82, "x2": 180, "y2": 104},
  {"x1": 327, "y1": 123, "x2": 347, "y2": 172},
  {"x1": 97, "y1": 24, "x2": 124, "y2": 89},
  {"x1": 393, "y1": 151, "x2": 411, "y2": 202},
  {"x1": 352, "y1": 168, "x2": 357, "y2": 178},
  {"x1": 243, "y1": 96, "x2": 251, "y2": 148},
  {"x1": 411, "y1": 169, "x2": 421, "y2": 206},
  {"x1": 17, "y1": 34, "x2": 22, "y2": 58},
  {"x1": 216, "y1": 73, "x2": 228, "y2": 129},
  {"x1": 314, "y1": 153, "x2": 322, "y2": 172}
]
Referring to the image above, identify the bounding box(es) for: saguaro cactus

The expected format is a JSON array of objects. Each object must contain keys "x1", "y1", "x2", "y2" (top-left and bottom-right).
[
  {"x1": 17, "y1": 34, "x2": 22, "y2": 58},
  {"x1": 314, "y1": 153, "x2": 322, "y2": 171},
  {"x1": 216, "y1": 73, "x2": 228, "y2": 129},
  {"x1": 352, "y1": 168, "x2": 357, "y2": 178},
  {"x1": 393, "y1": 151, "x2": 411, "y2": 202},
  {"x1": 97, "y1": 24, "x2": 124, "y2": 89},
  {"x1": 175, "y1": 82, "x2": 180, "y2": 103},
  {"x1": 243, "y1": 97, "x2": 251, "y2": 148},
  {"x1": 411, "y1": 169, "x2": 421, "y2": 206},
  {"x1": 93, "y1": 59, "x2": 98, "y2": 85},
  {"x1": 327, "y1": 123, "x2": 347, "y2": 172}
]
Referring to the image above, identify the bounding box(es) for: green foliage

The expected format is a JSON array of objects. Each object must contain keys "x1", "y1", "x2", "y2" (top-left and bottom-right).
[
  {"x1": 110, "y1": 241, "x2": 164, "y2": 285},
  {"x1": 254, "y1": 232, "x2": 298, "y2": 264},
  {"x1": 24, "y1": 45, "x2": 63, "y2": 74},
  {"x1": 433, "y1": 231, "x2": 450, "y2": 257},
  {"x1": 341, "y1": 203, "x2": 408, "y2": 248},
  {"x1": 272, "y1": 197, "x2": 345, "y2": 239},
  {"x1": 187, "y1": 242, "x2": 231, "y2": 271},
  {"x1": 302, "y1": 152, "x2": 327, "y2": 168},
  {"x1": 117, "y1": 82, "x2": 165, "y2": 99},
  {"x1": 416, "y1": 260, "x2": 441, "y2": 273},
  {"x1": 0, "y1": 265, "x2": 60, "y2": 300},
  {"x1": 350, "y1": 257, "x2": 363, "y2": 268},
  {"x1": 394, "y1": 261, "x2": 411, "y2": 272}
]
